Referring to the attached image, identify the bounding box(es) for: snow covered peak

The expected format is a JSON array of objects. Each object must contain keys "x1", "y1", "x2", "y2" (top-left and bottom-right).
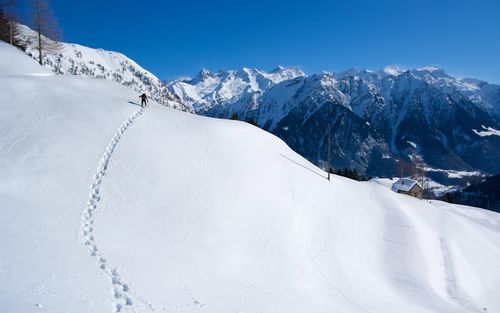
[
  {"x1": 380, "y1": 65, "x2": 405, "y2": 76},
  {"x1": 338, "y1": 65, "x2": 451, "y2": 82},
  {"x1": 338, "y1": 67, "x2": 362, "y2": 77},
  {"x1": 199, "y1": 68, "x2": 211, "y2": 76},
  {"x1": 269, "y1": 65, "x2": 305, "y2": 79},
  {"x1": 460, "y1": 77, "x2": 484, "y2": 85},
  {"x1": 416, "y1": 65, "x2": 441, "y2": 72},
  {"x1": 271, "y1": 65, "x2": 286, "y2": 72},
  {"x1": 167, "y1": 66, "x2": 305, "y2": 111},
  {"x1": 412, "y1": 66, "x2": 452, "y2": 80},
  {"x1": 267, "y1": 66, "x2": 304, "y2": 83},
  {"x1": 190, "y1": 68, "x2": 214, "y2": 83}
]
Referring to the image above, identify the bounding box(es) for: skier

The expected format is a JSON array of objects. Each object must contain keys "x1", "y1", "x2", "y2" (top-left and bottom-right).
[{"x1": 139, "y1": 93, "x2": 149, "y2": 107}]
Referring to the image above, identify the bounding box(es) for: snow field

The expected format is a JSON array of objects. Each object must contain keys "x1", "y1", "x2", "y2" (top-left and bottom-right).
[{"x1": 1, "y1": 42, "x2": 500, "y2": 313}]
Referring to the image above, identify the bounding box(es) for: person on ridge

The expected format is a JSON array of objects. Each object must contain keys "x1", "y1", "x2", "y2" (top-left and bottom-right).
[{"x1": 139, "y1": 93, "x2": 149, "y2": 107}]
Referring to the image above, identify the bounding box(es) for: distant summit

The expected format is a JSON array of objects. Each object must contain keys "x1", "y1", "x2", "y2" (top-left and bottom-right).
[
  {"x1": 167, "y1": 66, "x2": 305, "y2": 112},
  {"x1": 380, "y1": 65, "x2": 404, "y2": 76}
]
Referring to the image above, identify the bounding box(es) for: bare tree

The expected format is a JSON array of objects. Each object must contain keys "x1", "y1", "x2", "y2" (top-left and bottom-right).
[
  {"x1": 30, "y1": 0, "x2": 61, "y2": 65},
  {"x1": 0, "y1": 0, "x2": 20, "y2": 46},
  {"x1": 396, "y1": 159, "x2": 415, "y2": 178},
  {"x1": 414, "y1": 160, "x2": 426, "y2": 199},
  {"x1": 0, "y1": 6, "x2": 11, "y2": 42}
]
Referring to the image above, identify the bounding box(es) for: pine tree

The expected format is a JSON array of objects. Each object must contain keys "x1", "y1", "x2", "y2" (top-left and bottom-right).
[
  {"x1": 443, "y1": 193, "x2": 454, "y2": 204},
  {"x1": 246, "y1": 118, "x2": 257, "y2": 126},
  {"x1": 352, "y1": 169, "x2": 359, "y2": 181}
]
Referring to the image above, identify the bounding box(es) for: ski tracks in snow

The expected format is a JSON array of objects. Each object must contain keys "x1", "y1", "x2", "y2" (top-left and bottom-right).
[
  {"x1": 80, "y1": 107, "x2": 144, "y2": 313},
  {"x1": 439, "y1": 238, "x2": 483, "y2": 312}
]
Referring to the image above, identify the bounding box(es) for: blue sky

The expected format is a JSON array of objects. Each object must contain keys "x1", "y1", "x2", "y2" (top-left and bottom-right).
[{"x1": 20, "y1": 0, "x2": 500, "y2": 82}]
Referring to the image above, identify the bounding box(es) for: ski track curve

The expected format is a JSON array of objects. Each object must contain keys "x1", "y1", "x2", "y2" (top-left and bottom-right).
[{"x1": 80, "y1": 107, "x2": 144, "y2": 313}]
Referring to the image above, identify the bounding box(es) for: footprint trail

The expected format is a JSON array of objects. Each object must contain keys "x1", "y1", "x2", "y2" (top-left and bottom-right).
[{"x1": 80, "y1": 107, "x2": 144, "y2": 312}]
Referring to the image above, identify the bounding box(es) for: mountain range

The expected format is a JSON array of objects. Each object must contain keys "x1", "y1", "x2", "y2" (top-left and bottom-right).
[{"x1": 167, "y1": 66, "x2": 500, "y2": 186}]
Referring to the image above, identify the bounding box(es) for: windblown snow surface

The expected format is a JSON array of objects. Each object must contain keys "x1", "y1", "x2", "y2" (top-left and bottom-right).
[{"x1": 1, "y1": 42, "x2": 500, "y2": 313}]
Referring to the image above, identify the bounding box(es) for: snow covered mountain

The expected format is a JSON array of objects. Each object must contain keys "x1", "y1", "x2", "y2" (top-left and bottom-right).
[
  {"x1": 2, "y1": 41, "x2": 500, "y2": 313},
  {"x1": 168, "y1": 66, "x2": 500, "y2": 185},
  {"x1": 16, "y1": 24, "x2": 189, "y2": 111},
  {"x1": 455, "y1": 77, "x2": 500, "y2": 117},
  {"x1": 166, "y1": 66, "x2": 305, "y2": 113}
]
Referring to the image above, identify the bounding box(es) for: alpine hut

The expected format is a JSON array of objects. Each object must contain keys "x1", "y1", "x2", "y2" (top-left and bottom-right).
[{"x1": 391, "y1": 178, "x2": 423, "y2": 199}]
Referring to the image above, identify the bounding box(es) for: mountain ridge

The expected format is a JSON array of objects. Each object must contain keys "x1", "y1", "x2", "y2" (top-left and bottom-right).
[{"x1": 16, "y1": 24, "x2": 189, "y2": 111}]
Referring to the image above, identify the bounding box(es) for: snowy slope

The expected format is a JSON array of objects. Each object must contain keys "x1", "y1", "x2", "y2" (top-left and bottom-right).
[
  {"x1": 16, "y1": 24, "x2": 188, "y2": 111},
  {"x1": 0, "y1": 40, "x2": 52, "y2": 75},
  {"x1": 2, "y1": 42, "x2": 500, "y2": 313}
]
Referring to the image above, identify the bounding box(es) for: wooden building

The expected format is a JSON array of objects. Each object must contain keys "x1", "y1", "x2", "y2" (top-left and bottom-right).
[{"x1": 391, "y1": 178, "x2": 423, "y2": 199}]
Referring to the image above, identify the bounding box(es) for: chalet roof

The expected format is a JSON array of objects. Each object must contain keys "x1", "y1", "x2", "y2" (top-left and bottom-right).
[{"x1": 391, "y1": 178, "x2": 422, "y2": 193}]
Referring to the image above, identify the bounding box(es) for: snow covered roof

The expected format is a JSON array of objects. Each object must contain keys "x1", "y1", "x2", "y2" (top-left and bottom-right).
[{"x1": 391, "y1": 178, "x2": 422, "y2": 192}]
